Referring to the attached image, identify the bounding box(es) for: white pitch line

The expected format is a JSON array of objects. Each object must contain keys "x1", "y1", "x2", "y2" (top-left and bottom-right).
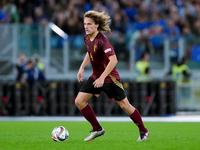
[{"x1": 0, "y1": 116, "x2": 200, "y2": 122}]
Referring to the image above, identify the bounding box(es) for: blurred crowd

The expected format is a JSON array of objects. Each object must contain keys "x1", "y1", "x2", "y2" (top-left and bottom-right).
[
  {"x1": 16, "y1": 53, "x2": 46, "y2": 84},
  {"x1": 1, "y1": 0, "x2": 200, "y2": 61}
]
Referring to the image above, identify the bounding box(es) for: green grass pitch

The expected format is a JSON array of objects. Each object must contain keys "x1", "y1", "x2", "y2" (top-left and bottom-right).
[{"x1": 0, "y1": 121, "x2": 199, "y2": 150}]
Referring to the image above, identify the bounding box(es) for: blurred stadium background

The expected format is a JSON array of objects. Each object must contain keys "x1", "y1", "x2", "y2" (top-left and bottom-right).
[{"x1": 0, "y1": 0, "x2": 200, "y2": 117}]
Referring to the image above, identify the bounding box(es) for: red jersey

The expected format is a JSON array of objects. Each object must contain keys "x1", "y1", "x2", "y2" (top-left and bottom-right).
[{"x1": 84, "y1": 32, "x2": 120, "y2": 83}]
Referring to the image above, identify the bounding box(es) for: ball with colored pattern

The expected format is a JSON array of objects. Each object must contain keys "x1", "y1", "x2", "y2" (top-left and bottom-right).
[{"x1": 51, "y1": 126, "x2": 69, "y2": 142}]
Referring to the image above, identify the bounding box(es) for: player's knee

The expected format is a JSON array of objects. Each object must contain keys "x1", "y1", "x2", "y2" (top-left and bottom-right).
[
  {"x1": 75, "y1": 98, "x2": 81, "y2": 107},
  {"x1": 118, "y1": 101, "x2": 127, "y2": 110},
  {"x1": 75, "y1": 97, "x2": 85, "y2": 109},
  {"x1": 117, "y1": 99, "x2": 131, "y2": 111}
]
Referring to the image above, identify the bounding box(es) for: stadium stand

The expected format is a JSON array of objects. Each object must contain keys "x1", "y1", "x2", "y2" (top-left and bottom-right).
[{"x1": 1, "y1": 0, "x2": 200, "y2": 116}]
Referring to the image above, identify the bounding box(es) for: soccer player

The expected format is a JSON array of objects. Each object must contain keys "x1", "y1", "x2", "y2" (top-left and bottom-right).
[{"x1": 75, "y1": 10, "x2": 149, "y2": 142}]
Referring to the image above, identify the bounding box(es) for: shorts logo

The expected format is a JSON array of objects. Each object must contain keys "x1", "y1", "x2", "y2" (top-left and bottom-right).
[{"x1": 104, "y1": 48, "x2": 111, "y2": 53}]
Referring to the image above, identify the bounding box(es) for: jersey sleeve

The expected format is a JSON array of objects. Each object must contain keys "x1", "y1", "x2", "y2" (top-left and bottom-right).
[{"x1": 99, "y1": 36, "x2": 116, "y2": 57}]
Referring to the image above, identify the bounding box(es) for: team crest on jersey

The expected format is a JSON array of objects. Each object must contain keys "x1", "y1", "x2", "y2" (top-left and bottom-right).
[
  {"x1": 87, "y1": 45, "x2": 89, "y2": 49},
  {"x1": 94, "y1": 45, "x2": 97, "y2": 52}
]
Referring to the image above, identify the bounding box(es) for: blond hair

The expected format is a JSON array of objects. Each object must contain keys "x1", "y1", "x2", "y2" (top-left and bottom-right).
[{"x1": 84, "y1": 10, "x2": 111, "y2": 32}]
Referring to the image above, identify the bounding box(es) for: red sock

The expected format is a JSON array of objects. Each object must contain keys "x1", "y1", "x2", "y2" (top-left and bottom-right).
[
  {"x1": 129, "y1": 109, "x2": 147, "y2": 133},
  {"x1": 80, "y1": 104, "x2": 100, "y2": 131}
]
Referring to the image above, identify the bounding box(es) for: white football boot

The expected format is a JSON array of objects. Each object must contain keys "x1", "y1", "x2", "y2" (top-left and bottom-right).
[
  {"x1": 84, "y1": 128, "x2": 105, "y2": 141},
  {"x1": 137, "y1": 129, "x2": 149, "y2": 141}
]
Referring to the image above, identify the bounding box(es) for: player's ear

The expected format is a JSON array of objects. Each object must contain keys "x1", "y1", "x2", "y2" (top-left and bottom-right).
[{"x1": 95, "y1": 24, "x2": 99, "y2": 29}]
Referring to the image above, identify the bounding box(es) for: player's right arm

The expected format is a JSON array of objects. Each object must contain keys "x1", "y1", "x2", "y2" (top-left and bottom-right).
[{"x1": 77, "y1": 52, "x2": 90, "y2": 82}]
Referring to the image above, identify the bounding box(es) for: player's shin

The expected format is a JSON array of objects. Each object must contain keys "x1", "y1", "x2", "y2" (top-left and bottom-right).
[
  {"x1": 80, "y1": 104, "x2": 101, "y2": 131},
  {"x1": 129, "y1": 109, "x2": 147, "y2": 133}
]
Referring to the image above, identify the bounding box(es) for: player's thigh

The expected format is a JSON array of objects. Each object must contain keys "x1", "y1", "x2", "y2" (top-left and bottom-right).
[
  {"x1": 75, "y1": 92, "x2": 93, "y2": 109},
  {"x1": 79, "y1": 77, "x2": 101, "y2": 96},
  {"x1": 103, "y1": 81, "x2": 126, "y2": 101}
]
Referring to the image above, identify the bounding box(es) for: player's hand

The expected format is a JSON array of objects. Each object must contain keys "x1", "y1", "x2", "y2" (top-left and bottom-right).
[
  {"x1": 93, "y1": 77, "x2": 104, "y2": 88},
  {"x1": 77, "y1": 69, "x2": 84, "y2": 82}
]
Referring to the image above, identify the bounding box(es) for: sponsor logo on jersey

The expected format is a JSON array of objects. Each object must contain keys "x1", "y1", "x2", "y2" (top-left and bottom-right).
[
  {"x1": 104, "y1": 48, "x2": 111, "y2": 53},
  {"x1": 94, "y1": 45, "x2": 97, "y2": 52}
]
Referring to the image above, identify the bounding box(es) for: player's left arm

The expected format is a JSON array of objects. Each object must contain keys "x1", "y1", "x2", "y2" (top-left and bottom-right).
[{"x1": 93, "y1": 55, "x2": 118, "y2": 88}]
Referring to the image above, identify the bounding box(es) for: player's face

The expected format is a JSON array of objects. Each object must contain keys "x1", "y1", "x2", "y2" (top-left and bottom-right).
[
  {"x1": 27, "y1": 63, "x2": 33, "y2": 69},
  {"x1": 84, "y1": 17, "x2": 99, "y2": 35}
]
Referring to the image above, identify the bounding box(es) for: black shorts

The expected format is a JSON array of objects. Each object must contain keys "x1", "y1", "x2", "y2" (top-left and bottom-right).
[{"x1": 79, "y1": 77, "x2": 126, "y2": 101}]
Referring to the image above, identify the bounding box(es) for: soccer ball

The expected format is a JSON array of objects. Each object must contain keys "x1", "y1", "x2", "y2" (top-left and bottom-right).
[{"x1": 51, "y1": 126, "x2": 69, "y2": 142}]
